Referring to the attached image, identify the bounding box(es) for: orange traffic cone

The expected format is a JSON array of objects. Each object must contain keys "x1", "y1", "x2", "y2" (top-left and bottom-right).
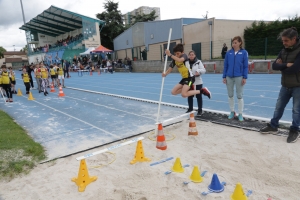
[
  {"x1": 156, "y1": 123, "x2": 167, "y2": 150},
  {"x1": 90, "y1": 70, "x2": 93, "y2": 76},
  {"x1": 188, "y1": 113, "x2": 198, "y2": 136},
  {"x1": 58, "y1": 86, "x2": 65, "y2": 97},
  {"x1": 50, "y1": 84, "x2": 55, "y2": 92}
]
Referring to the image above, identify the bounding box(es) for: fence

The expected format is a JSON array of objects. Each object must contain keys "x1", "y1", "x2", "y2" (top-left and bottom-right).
[{"x1": 114, "y1": 37, "x2": 282, "y2": 61}]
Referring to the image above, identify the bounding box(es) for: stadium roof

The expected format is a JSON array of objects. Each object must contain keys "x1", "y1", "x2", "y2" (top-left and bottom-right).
[{"x1": 19, "y1": 5, "x2": 105, "y2": 37}]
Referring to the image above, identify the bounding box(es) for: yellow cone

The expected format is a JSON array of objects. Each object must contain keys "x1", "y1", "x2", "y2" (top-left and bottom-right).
[
  {"x1": 231, "y1": 183, "x2": 248, "y2": 200},
  {"x1": 28, "y1": 92, "x2": 35, "y2": 100},
  {"x1": 171, "y1": 157, "x2": 184, "y2": 173},
  {"x1": 189, "y1": 166, "x2": 203, "y2": 183},
  {"x1": 130, "y1": 140, "x2": 151, "y2": 164},
  {"x1": 71, "y1": 159, "x2": 97, "y2": 192},
  {"x1": 17, "y1": 88, "x2": 22, "y2": 96}
]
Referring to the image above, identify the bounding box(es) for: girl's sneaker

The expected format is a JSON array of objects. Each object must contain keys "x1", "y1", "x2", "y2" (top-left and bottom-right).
[
  {"x1": 238, "y1": 114, "x2": 244, "y2": 121},
  {"x1": 228, "y1": 111, "x2": 236, "y2": 119}
]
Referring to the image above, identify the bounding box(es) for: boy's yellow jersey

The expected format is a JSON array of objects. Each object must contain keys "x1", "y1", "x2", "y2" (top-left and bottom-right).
[
  {"x1": 41, "y1": 67, "x2": 48, "y2": 79},
  {"x1": 23, "y1": 73, "x2": 30, "y2": 83}
]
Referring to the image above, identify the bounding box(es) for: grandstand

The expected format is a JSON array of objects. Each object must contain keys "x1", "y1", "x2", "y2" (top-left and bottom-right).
[{"x1": 19, "y1": 5, "x2": 105, "y2": 65}]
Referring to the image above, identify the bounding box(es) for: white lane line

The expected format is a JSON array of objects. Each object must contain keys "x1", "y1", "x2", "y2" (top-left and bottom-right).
[
  {"x1": 65, "y1": 96, "x2": 155, "y2": 121},
  {"x1": 20, "y1": 96, "x2": 122, "y2": 139}
]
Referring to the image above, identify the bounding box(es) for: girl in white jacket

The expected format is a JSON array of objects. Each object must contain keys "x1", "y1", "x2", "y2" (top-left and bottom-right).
[{"x1": 187, "y1": 51, "x2": 207, "y2": 116}]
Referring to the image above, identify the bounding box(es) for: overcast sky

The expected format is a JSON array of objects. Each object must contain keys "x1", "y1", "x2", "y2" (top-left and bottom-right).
[{"x1": 0, "y1": 0, "x2": 299, "y2": 51}]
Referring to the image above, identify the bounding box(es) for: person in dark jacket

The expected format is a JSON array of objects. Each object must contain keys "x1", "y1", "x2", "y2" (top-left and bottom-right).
[
  {"x1": 223, "y1": 36, "x2": 248, "y2": 121},
  {"x1": 260, "y1": 27, "x2": 300, "y2": 143},
  {"x1": 221, "y1": 43, "x2": 228, "y2": 59}
]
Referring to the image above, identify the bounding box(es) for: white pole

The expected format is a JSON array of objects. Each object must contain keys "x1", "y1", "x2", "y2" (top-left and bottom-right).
[
  {"x1": 0, "y1": 89, "x2": 6, "y2": 103},
  {"x1": 156, "y1": 28, "x2": 172, "y2": 125}
]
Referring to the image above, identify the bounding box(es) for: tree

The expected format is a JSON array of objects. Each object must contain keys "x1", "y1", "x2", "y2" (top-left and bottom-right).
[
  {"x1": 0, "y1": 46, "x2": 6, "y2": 59},
  {"x1": 21, "y1": 45, "x2": 28, "y2": 53},
  {"x1": 130, "y1": 10, "x2": 158, "y2": 26},
  {"x1": 96, "y1": 0, "x2": 125, "y2": 50}
]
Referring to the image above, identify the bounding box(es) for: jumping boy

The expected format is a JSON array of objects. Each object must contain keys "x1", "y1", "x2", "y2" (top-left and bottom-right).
[{"x1": 162, "y1": 44, "x2": 211, "y2": 99}]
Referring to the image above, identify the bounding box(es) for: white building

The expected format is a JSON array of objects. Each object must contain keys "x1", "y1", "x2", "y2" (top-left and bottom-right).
[{"x1": 123, "y1": 6, "x2": 161, "y2": 25}]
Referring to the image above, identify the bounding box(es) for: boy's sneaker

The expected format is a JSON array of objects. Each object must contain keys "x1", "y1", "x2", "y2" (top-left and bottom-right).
[
  {"x1": 9, "y1": 99, "x2": 13, "y2": 102},
  {"x1": 238, "y1": 114, "x2": 244, "y2": 121},
  {"x1": 63, "y1": 85, "x2": 66, "y2": 88},
  {"x1": 260, "y1": 123, "x2": 278, "y2": 134},
  {"x1": 228, "y1": 111, "x2": 236, "y2": 119},
  {"x1": 44, "y1": 92, "x2": 47, "y2": 96},
  {"x1": 201, "y1": 87, "x2": 211, "y2": 99},
  {"x1": 287, "y1": 129, "x2": 299, "y2": 143}
]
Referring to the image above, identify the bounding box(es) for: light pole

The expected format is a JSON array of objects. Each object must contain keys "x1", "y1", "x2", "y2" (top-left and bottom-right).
[{"x1": 20, "y1": 0, "x2": 30, "y2": 54}]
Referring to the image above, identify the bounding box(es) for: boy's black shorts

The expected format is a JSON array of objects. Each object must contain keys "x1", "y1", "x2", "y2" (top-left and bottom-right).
[
  {"x1": 179, "y1": 77, "x2": 195, "y2": 87},
  {"x1": 51, "y1": 75, "x2": 56, "y2": 79},
  {"x1": 11, "y1": 81, "x2": 16, "y2": 85}
]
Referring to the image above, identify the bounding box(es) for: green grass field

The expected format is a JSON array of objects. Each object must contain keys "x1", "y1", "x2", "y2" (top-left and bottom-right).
[{"x1": 0, "y1": 110, "x2": 45, "y2": 179}]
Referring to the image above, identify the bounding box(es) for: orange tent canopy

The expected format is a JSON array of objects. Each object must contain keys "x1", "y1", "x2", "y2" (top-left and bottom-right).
[{"x1": 91, "y1": 45, "x2": 113, "y2": 53}]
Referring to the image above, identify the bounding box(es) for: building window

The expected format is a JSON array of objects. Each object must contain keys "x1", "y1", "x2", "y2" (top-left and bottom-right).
[
  {"x1": 150, "y1": 34, "x2": 154, "y2": 39},
  {"x1": 126, "y1": 40, "x2": 128, "y2": 45}
]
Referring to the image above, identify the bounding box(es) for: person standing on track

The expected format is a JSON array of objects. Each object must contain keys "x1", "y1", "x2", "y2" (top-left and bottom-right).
[
  {"x1": 260, "y1": 27, "x2": 300, "y2": 143},
  {"x1": 1, "y1": 65, "x2": 13, "y2": 102},
  {"x1": 40, "y1": 63, "x2": 49, "y2": 96},
  {"x1": 222, "y1": 36, "x2": 248, "y2": 122},
  {"x1": 8, "y1": 67, "x2": 17, "y2": 94},
  {"x1": 186, "y1": 50, "x2": 206, "y2": 116}
]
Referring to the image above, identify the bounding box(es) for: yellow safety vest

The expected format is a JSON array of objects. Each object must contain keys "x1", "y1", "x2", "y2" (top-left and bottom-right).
[
  {"x1": 58, "y1": 67, "x2": 64, "y2": 75},
  {"x1": 1, "y1": 71, "x2": 10, "y2": 84},
  {"x1": 10, "y1": 71, "x2": 15, "y2": 81},
  {"x1": 36, "y1": 68, "x2": 41, "y2": 78},
  {"x1": 41, "y1": 68, "x2": 48, "y2": 79},
  {"x1": 0, "y1": 75, "x2": 2, "y2": 84},
  {"x1": 23, "y1": 73, "x2": 30, "y2": 83},
  {"x1": 50, "y1": 68, "x2": 56, "y2": 75}
]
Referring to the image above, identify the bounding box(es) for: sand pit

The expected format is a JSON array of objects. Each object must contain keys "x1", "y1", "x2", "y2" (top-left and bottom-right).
[{"x1": 1, "y1": 120, "x2": 299, "y2": 200}]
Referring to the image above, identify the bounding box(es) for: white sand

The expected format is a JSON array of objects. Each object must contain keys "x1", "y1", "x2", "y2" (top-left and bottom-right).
[{"x1": 1, "y1": 120, "x2": 300, "y2": 200}]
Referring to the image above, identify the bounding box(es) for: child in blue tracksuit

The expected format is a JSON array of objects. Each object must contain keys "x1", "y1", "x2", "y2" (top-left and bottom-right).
[{"x1": 222, "y1": 36, "x2": 248, "y2": 121}]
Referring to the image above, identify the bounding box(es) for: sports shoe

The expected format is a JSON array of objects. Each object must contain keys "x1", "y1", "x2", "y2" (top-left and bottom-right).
[
  {"x1": 9, "y1": 99, "x2": 13, "y2": 102},
  {"x1": 186, "y1": 109, "x2": 193, "y2": 113},
  {"x1": 197, "y1": 111, "x2": 202, "y2": 116},
  {"x1": 228, "y1": 111, "x2": 236, "y2": 119},
  {"x1": 287, "y1": 129, "x2": 299, "y2": 143},
  {"x1": 201, "y1": 87, "x2": 211, "y2": 99},
  {"x1": 260, "y1": 123, "x2": 278, "y2": 134},
  {"x1": 63, "y1": 85, "x2": 66, "y2": 88},
  {"x1": 44, "y1": 92, "x2": 47, "y2": 96},
  {"x1": 238, "y1": 114, "x2": 244, "y2": 121}
]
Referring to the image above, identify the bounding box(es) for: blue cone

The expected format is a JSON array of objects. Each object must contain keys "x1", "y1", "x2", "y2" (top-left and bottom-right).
[{"x1": 208, "y1": 173, "x2": 224, "y2": 193}]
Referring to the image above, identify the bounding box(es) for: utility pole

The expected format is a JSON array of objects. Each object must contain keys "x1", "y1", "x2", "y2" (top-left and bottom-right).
[{"x1": 20, "y1": 0, "x2": 30, "y2": 54}]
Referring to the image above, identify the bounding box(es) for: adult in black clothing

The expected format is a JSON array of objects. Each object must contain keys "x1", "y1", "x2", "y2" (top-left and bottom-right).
[
  {"x1": 127, "y1": 58, "x2": 132, "y2": 72},
  {"x1": 221, "y1": 43, "x2": 228, "y2": 59},
  {"x1": 26, "y1": 65, "x2": 34, "y2": 88}
]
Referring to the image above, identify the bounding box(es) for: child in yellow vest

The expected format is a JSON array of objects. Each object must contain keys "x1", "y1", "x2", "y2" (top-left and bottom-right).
[
  {"x1": 0, "y1": 69, "x2": 5, "y2": 98},
  {"x1": 8, "y1": 67, "x2": 17, "y2": 94},
  {"x1": 40, "y1": 65, "x2": 49, "y2": 96},
  {"x1": 49, "y1": 65, "x2": 57, "y2": 87},
  {"x1": 57, "y1": 63, "x2": 65, "y2": 88},
  {"x1": 34, "y1": 64, "x2": 42, "y2": 92},
  {"x1": 22, "y1": 68, "x2": 31, "y2": 94},
  {"x1": 1, "y1": 65, "x2": 13, "y2": 102}
]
